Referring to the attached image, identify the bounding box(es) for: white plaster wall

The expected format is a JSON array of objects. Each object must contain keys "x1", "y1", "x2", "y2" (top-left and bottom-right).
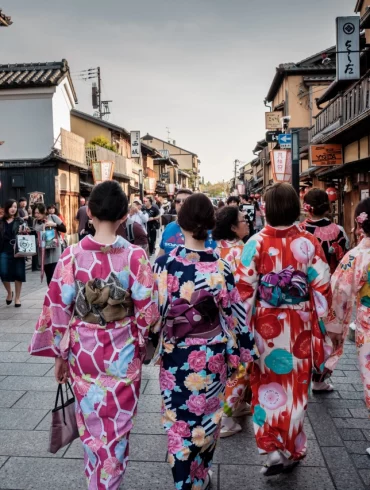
[
  {"x1": 52, "y1": 82, "x2": 74, "y2": 149},
  {"x1": 0, "y1": 91, "x2": 54, "y2": 159}
]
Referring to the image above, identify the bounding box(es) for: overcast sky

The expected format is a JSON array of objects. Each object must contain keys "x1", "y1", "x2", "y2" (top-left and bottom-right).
[{"x1": 1, "y1": 0, "x2": 354, "y2": 182}]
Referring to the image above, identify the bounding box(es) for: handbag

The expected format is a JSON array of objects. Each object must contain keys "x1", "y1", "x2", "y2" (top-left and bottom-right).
[
  {"x1": 14, "y1": 234, "x2": 37, "y2": 257},
  {"x1": 48, "y1": 382, "x2": 79, "y2": 454}
]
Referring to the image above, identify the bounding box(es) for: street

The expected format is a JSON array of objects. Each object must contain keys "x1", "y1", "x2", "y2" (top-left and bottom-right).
[{"x1": 0, "y1": 274, "x2": 367, "y2": 489}]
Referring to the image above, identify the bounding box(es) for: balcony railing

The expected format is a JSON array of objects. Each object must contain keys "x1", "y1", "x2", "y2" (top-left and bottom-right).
[
  {"x1": 311, "y1": 74, "x2": 370, "y2": 141},
  {"x1": 85, "y1": 145, "x2": 130, "y2": 177}
]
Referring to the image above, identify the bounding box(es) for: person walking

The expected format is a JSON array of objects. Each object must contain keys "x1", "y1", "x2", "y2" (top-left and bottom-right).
[
  {"x1": 326, "y1": 198, "x2": 370, "y2": 455},
  {"x1": 143, "y1": 196, "x2": 160, "y2": 256},
  {"x1": 236, "y1": 183, "x2": 333, "y2": 476},
  {"x1": 76, "y1": 198, "x2": 88, "y2": 241},
  {"x1": 29, "y1": 181, "x2": 159, "y2": 490},
  {"x1": 116, "y1": 211, "x2": 149, "y2": 256},
  {"x1": 0, "y1": 199, "x2": 27, "y2": 307},
  {"x1": 153, "y1": 193, "x2": 258, "y2": 490},
  {"x1": 18, "y1": 197, "x2": 29, "y2": 219},
  {"x1": 212, "y1": 205, "x2": 252, "y2": 437},
  {"x1": 32, "y1": 203, "x2": 66, "y2": 285},
  {"x1": 129, "y1": 199, "x2": 149, "y2": 233}
]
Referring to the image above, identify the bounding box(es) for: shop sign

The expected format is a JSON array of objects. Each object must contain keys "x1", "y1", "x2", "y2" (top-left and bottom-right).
[
  {"x1": 130, "y1": 131, "x2": 141, "y2": 158},
  {"x1": 336, "y1": 16, "x2": 360, "y2": 81},
  {"x1": 310, "y1": 145, "x2": 343, "y2": 167},
  {"x1": 265, "y1": 112, "x2": 281, "y2": 130},
  {"x1": 270, "y1": 150, "x2": 292, "y2": 183},
  {"x1": 92, "y1": 161, "x2": 115, "y2": 184}
]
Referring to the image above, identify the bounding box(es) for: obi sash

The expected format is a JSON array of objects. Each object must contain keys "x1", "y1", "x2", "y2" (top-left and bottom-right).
[{"x1": 258, "y1": 265, "x2": 309, "y2": 307}]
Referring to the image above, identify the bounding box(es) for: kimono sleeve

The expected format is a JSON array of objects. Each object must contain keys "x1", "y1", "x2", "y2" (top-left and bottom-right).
[
  {"x1": 235, "y1": 237, "x2": 260, "y2": 324},
  {"x1": 307, "y1": 237, "x2": 332, "y2": 323},
  {"x1": 128, "y1": 247, "x2": 159, "y2": 347},
  {"x1": 29, "y1": 248, "x2": 76, "y2": 358},
  {"x1": 326, "y1": 251, "x2": 363, "y2": 334}
]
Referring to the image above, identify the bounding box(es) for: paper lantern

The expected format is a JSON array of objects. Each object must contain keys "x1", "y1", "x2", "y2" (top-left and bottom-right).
[
  {"x1": 237, "y1": 184, "x2": 245, "y2": 195},
  {"x1": 166, "y1": 184, "x2": 176, "y2": 196},
  {"x1": 91, "y1": 161, "x2": 115, "y2": 184},
  {"x1": 271, "y1": 150, "x2": 292, "y2": 183},
  {"x1": 326, "y1": 187, "x2": 338, "y2": 202},
  {"x1": 144, "y1": 177, "x2": 156, "y2": 194}
]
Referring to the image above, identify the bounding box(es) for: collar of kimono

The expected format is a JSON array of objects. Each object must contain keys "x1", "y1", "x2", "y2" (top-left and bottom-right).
[
  {"x1": 80, "y1": 234, "x2": 129, "y2": 253},
  {"x1": 263, "y1": 224, "x2": 301, "y2": 238},
  {"x1": 359, "y1": 236, "x2": 370, "y2": 249}
]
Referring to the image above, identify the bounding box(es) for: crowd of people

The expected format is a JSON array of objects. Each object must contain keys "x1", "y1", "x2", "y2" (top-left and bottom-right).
[{"x1": 0, "y1": 180, "x2": 366, "y2": 490}]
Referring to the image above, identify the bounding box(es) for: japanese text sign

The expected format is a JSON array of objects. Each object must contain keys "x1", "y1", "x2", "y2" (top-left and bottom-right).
[
  {"x1": 310, "y1": 145, "x2": 343, "y2": 167},
  {"x1": 91, "y1": 161, "x2": 115, "y2": 184},
  {"x1": 336, "y1": 16, "x2": 360, "y2": 81},
  {"x1": 270, "y1": 150, "x2": 292, "y2": 183},
  {"x1": 130, "y1": 131, "x2": 141, "y2": 158},
  {"x1": 265, "y1": 112, "x2": 281, "y2": 130}
]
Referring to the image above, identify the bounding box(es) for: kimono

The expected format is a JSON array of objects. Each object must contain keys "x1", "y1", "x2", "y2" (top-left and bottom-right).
[
  {"x1": 303, "y1": 218, "x2": 349, "y2": 274},
  {"x1": 236, "y1": 225, "x2": 331, "y2": 461},
  {"x1": 29, "y1": 235, "x2": 159, "y2": 490},
  {"x1": 327, "y1": 237, "x2": 370, "y2": 407},
  {"x1": 153, "y1": 246, "x2": 258, "y2": 490},
  {"x1": 216, "y1": 239, "x2": 251, "y2": 416}
]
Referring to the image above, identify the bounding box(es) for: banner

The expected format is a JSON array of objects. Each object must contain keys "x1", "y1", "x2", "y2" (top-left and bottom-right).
[{"x1": 271, "y1": 150, "x2": 292, "y2": 183}]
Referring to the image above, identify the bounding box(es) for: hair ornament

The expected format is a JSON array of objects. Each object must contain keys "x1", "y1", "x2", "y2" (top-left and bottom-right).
[
  {"x1": 356, "y1": 212, "x2": 368, "y2": 225},
  {"x1": 303, "y1": 203, "x2": 312, "y2": 213}
]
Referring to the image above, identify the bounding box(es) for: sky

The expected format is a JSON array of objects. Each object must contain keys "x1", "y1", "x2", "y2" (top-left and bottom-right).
[{"x1": 1, "y1": 0, "x2": 355, "y2": 183}]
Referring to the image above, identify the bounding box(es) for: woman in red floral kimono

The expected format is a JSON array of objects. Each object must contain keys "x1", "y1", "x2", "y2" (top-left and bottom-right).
[
  {"x1": 29, "y1": 181, "x2": 159, "y2": 490},
  {"x1": 236, "y1": 183, "x2": 333, "y2": 476}
]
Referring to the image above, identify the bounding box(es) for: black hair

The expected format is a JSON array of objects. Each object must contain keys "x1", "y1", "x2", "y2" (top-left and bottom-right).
[
  {"x1": 226, "y1": 196, "x2": 240, "y2": 205},
  {"x1": 33, "y1": 203, "x2": 46, "y2": 216},
  {"x1": 47, "y1": 203, "x2": 59, "y2": 215},
  {"x1": 88, "y1": 181, "x2": 128, "y2": 221},
  {"x1": 3, "y1": 199, "x2": 18, "y2": 220},
  {"x1": 175, "y1": 189, "x2": 193, "y2": 199},
  {"x1": 355, "y1": 198, "x2": 370, "y2": 236},
  {"x1": 304, "y1": 188, "x2": 330, "y2": 217},
  {"x1": 18, "y1": 197, "x2": 27, "y2": 203},
  {"x1": 178, "y1": 193, "x2": 215, "y2": 241},
  {"x1": 212, "y1": 206, "x2": 239, "y2": 241},
  {"x1": 265, "y1": 183, "x2": 300, "y2": 227}
]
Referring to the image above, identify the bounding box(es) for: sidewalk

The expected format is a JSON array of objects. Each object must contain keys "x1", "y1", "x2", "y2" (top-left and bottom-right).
[{"x1": 0, "y1": 275, "x2": 369, "y2": 489}]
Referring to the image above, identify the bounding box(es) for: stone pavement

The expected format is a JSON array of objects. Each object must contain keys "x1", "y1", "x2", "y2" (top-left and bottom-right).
[{"x1": 0, "y1": 274, "x2": 369, "y2": 489}]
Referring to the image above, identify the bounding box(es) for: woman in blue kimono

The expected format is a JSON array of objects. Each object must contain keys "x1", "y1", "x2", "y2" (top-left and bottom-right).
[{"x1": 153, "y1": 193, "x2": 258, "y2": 490}]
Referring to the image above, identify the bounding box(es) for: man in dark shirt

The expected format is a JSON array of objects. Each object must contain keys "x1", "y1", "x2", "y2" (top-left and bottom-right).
[
  {"x1": 18, "y1": 197, "x2": 28, "y2": 219},
  {"x1": 143, "y1": 196, "x2": 160, "y2": 255},
  {"x1": 76, "y1": 199, "x2": 88, "y2": 241}
]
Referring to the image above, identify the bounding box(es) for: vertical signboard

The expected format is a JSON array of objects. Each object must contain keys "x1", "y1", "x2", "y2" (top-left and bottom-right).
[
  {"x1": 130, "y1": 131, "x2": 141, "y2": 158},
  {"x1": 336, "y1": 16, "x2": 360, "y2": 81}
]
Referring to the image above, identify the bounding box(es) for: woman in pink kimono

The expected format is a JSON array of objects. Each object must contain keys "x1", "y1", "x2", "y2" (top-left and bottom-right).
[
  {"x1": 327, "y1": 198, "x2": 370, "y2": 441},
  {"x1": 29, "y1": 181, "x2": 159, "y2": 490}
]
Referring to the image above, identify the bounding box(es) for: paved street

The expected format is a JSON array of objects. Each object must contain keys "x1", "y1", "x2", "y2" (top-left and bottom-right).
[{"x1": 0, "y1": 274, "x2": 368, "y2": 490}]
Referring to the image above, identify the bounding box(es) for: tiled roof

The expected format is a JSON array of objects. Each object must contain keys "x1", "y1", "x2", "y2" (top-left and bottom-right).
[
  {"x1": 0, "y1": 60, "x2": 77, "y2": 101},
  {"x1": 303, "y1": 75, "x2": 336, "y2": 82}
]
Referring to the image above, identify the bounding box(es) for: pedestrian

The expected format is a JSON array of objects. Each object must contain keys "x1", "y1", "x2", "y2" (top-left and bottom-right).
[
  {"x1": 18, "y1": 197, "x2": 29, "y2": 219},
  {"x1": 217, "y1": 200, "x2": 225, "y2": 209},
  {"x1": 76, "y1": 197, "x2": 88, "y2": 241},
  {"x1": 236, "y1": 183, "x2": 333, "y2": 475},
  {"x1": 117, "y1": 210, "x2": 149, "y2": 256},
  {"x1": 226, "y1": 195, "x2": 240, "y2": 208},
  {"x1": 29, "y1": 181, "x2": 159, "y2": 490},
  {"x1": 302, "y1": 188, "x2": 350, "y2": 392},
  {"x1": 239, "y1": 195, "x2": 256, "y2": 236},
  {"x1": 153, "y1": 192, "x2": 258, "y2": 490},
  {"x1": 47, "y1": 204, "x2": 67, "y2": 249},
  {"x1": 158, "y1": 189, "x2": 216, "y2": 256},
  {"x1": 32, "y1": 203, "x2": 66, "y2": 285},
  {"x1": 129, "y1": 199, "x2": 149, "y2": 233},
  {"x1": 212, "y1": 205, "x2": 252, "y2": 437},
  {"x1": 0, "y1": 199, "x2": 27, "y2": 307},
  {"x1": 326, "y1": 198, "x2": 370, "y2": 447},
  {"x1": 143, "y1": 195, "x2": 160, "y2": 256}
]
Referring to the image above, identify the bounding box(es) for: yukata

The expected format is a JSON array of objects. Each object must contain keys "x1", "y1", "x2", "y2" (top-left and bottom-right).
[
  {"x1": 29, "y1": 235, "x2": 159, "y2": 490},
  {"x1": 153, "y1": 246, "x2": 258, "y2": 490},
  {"x1": 327, "y1": 237, "x2": 370, "y2": 407},
  {"x1": 216, "y1": 239, "x2": 251, "y2": 416},
  {"x1": 236, "y1": 225, "x2": 332, "y2": 461}
]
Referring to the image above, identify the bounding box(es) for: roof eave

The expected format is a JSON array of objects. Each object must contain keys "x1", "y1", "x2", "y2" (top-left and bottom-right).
[{"x1": 265, "y1": 68, "x2": 285, "y2": 103}]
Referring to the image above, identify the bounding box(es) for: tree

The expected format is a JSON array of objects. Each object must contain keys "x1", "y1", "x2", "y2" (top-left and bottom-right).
[{"x1": 202, "y1": 181, "x2": 229, "y2": 197}]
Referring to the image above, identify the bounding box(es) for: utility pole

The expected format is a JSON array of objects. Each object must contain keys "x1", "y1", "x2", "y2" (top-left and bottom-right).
[
  {"x1": 234, "y1": 159, "x2": 239, "y2": 192},
  {"x1": 97, "y1": 67, "x2": 102, "y2": 118}
]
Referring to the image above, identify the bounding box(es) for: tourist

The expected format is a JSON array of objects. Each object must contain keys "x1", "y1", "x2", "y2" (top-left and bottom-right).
[
  {"x1": 18, "y1": 197, "x2": 29, "y2": 219},
  {"x1": 153, "y1": 192, "x2": 258, "y2": 490},
  {"x1": 158, "y1": 189, "x2": 216, "y2": 256},
  {"x1": 212, "y1": 205, "x2": 252, "y2": 437},
  {"x1": 129, "y1": 199, "x2": 149, "y2": 233},
  {"x1": 76, "y1": 197, "x2": 88, "y2": 241},
  {"x1": 32, "y1": 203, "x2": 66, "y2": 285},
  {"x1": 143, "y1": 196, "x2": 161, "y2": 256},
  {"x1": 0, "y1": 199, "x2": 27, "y2": 307},
  {"x1": 29, "y1": 180, "x2": 159, "y2": 490},
  {"x1": 117, "y1": 209, "x2": 149, "y2": 256},
  {"x1": 236, "y1": 183, "x2": 333, "y2": 475}
]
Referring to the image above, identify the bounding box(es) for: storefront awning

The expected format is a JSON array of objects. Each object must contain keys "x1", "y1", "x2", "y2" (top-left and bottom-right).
[{"x1": 318, "y1": 157, "x2": 370, "y2": 179}]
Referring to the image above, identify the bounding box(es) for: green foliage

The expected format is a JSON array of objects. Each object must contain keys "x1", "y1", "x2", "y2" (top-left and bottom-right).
[{"x1": 88, "y1": 136, "x2": 117, "y2": 153}]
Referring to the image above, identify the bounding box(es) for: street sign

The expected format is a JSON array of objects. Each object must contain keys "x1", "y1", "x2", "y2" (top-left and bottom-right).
[
  {"x1": 336, "y1": 16, "x2": 360, "y2": 81},
  {"x1": 278, "y1": 133, "x2": 292, "y2": 149},
  {"x1": 265, "y1": 112, "x2": 281, "y2": 130},
  {"x1": 266, "y1": 130, "x2": 282, "y2": 143},
  {"x1": 310, "y1": 144, "x2": 343, "y2": 167},
  {"x1": 130, "y1": 131, "x2": 141, "y2": 158}
]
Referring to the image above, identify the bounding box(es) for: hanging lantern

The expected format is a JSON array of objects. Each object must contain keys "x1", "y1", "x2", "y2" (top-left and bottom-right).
[
  {"x1": 144, "y1": 177, "x2": 156, "y2": 194},
  {"x1": 166, "y1": 183, "x2": 176, "y2": 196},
  {"x1": 237, "y1": 184, "x2": 245, "y2": 195},
  {"x1": 326, "y1": 187, "x2": 338, "y2": 202},
  {"x1": 270, "y1": 150, "x2": 292, "y2": 183},
  {"x1": 91, "y1": 161, "x2": 115, "y2": 184}
]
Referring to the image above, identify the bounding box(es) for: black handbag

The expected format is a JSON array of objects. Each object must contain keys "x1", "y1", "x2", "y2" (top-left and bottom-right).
[{"x1": 48, "y1": 382, "x2": 79, "y2": 454}]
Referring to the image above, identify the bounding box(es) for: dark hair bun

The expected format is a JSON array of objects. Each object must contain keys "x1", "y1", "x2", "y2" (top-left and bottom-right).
[
  {"x1": 304, "y1": 188, "x2": 330, "y2": 216},
  {"x1": 178, "y1": 193, "x2": 215, "y2": 240},
  {"x1": 89, "y1": 181, "x2": 128, "y2": 222},
  {"x1": 355, "y1": 198, "x2": 370, "y2": 236}
]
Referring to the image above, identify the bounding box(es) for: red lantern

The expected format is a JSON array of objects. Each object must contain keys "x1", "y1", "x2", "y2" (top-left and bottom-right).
[{"x1": 326, "y1": 187, "x2": 338, "y2": 202}]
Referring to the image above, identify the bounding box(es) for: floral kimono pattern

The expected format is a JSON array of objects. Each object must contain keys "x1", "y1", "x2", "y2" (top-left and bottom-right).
[
  {"x1": 236, "y1": 225, "x2": 331, "y2": 461},
  {"x1": 216, "y1": 239, "x2": 251, "y2": 416},
  {"x1": 29, "y1": 235, "x2": 159, "y2": 490},
  {"x1": 327, "y1": 237, "x2": 370, "y2": 408},
  {"x1": 153, "y1": 246, "x2": 258, "y2": 490}
]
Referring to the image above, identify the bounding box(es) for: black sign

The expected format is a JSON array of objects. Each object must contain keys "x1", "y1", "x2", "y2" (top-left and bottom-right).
[
  {"x1": 266, "y1": 130, "x2": 282, "y2": 143},
  {"x1": 160, "y1": 173, "x2": 170, "y2": 180}
]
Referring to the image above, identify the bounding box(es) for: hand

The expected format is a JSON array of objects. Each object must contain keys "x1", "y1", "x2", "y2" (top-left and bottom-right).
[
  {"x1": 328, "y1": 332, "x2": 343, "y2": 351},
  {"x1": 55, "y1": 357, "x2": 69, "y2": 384},
  {"x1": 46, "y1": 221, "x2": 57, "y2": 228}
]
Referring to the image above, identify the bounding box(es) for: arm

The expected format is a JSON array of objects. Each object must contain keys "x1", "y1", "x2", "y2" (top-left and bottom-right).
[
  {"x1": 138, "y1": 210, "x2": 149, "y2": 225},
  {"x1": 235, "y1": 237, "x2": 260, "y2": 324},
  {"x1": 28, "y1": 248, "x2": 76, "y2": 358}
]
